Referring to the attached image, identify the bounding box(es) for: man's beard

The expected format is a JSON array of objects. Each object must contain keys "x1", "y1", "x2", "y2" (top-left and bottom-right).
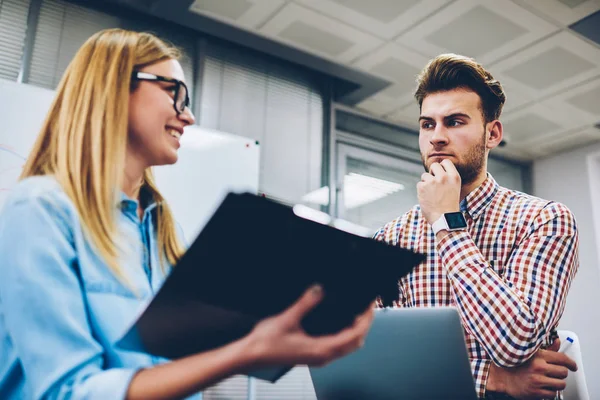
[{"x1": 421, "y1": 131, "x2": 487, "y2": 186}]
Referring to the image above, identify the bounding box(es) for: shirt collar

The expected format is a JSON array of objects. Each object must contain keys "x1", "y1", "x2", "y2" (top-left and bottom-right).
[
  {"x1": 118, "y1": 186, "x2": 159, "y2": 215},
  {"x1": 460, "y1": 173, "x2": 498, "y2": 220}
]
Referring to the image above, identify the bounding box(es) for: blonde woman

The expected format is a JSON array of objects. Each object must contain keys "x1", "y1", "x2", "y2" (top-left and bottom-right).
[{"x1": 0, "y1": 29, "x2": 374, "y2": 400}]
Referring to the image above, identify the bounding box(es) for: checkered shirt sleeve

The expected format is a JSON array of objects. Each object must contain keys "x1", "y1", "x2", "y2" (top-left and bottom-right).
[{"x1": 437, "y1": 202, "x2": 578, "y2": 368}]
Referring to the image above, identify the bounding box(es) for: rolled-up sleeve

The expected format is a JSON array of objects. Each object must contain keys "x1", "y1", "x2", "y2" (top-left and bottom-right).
[{"x1": 0, "y1": 196, "x2": 139, "y2": 400}]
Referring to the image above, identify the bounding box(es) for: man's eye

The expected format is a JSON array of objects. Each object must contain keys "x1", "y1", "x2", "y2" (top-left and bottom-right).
[
  {"x1": 448, "y1": 120, "x2": 463, "y2": 127},
  {"x1": 421, "y1": 122, "x2": 434, "y2": 129}
]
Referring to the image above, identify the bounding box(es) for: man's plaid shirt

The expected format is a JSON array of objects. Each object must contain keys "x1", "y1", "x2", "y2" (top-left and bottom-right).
[{"x1": 374, "y1": 174, "x2": 579, "y2": 398}]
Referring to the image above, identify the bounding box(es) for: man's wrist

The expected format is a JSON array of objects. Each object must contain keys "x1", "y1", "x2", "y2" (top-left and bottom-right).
[
  {"x1": 428, "y1": 212, "x2": 442, "y2": 225},
  {"x1": 486, "y1": 363, "x2": 506, "y2": 394},
  {"x1": 435, "y1": 229, "x2": 451, "y2": 241}
]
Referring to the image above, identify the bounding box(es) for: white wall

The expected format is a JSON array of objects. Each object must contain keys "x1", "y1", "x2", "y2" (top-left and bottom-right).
[{"x1": 533, "y1": 143, "x2": 600, "y2": 399}]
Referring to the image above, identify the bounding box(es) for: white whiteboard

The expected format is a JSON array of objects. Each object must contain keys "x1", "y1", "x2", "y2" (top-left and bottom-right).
[
  {"x1": 0, "y1": 79, "x2": 260, "y2": 243},
  {"x1": 0, "y1": 79, "x2": 55, "y2": 208},
  {"x1": 154, "y1": 127, "x2": 259, "y2": 243}
]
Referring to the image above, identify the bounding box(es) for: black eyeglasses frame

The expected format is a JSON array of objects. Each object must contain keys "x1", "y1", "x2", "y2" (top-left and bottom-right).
[{"x1": 131, "y1": 71, "x2": 190, "y2": 115}]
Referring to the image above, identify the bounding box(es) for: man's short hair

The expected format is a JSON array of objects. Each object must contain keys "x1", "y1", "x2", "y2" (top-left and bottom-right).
[{"x1": 414, "y1": 53, "x2": 506, "y2": 123}]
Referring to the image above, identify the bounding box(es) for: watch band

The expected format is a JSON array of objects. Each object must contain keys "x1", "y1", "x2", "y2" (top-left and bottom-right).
[
  {"x1": 431, "y1": 215, "x2": 449, "y2": 235},
  {"x1": 432, "y1": 212, "x2": 468, "y2": 235}
]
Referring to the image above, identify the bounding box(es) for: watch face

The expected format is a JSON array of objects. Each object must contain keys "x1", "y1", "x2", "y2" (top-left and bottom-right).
[{"x1": 445, "y1": 212, "x2": 467, "y2": 229}]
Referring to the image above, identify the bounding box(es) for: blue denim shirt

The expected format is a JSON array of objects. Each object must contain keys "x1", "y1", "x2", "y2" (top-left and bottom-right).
[{"x1": 0, "y1": 175, "x2": 200, "y2": 399}]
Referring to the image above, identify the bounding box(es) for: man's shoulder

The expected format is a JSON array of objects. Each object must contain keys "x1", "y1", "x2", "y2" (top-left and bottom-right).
[{"x1": 495, "y1": 185, "x2": 575, "y2": 223}]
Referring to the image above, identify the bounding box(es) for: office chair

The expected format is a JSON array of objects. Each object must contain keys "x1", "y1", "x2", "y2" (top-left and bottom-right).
[{"x1": 557, "y1": 330, "x2": 589, "y2": 400}]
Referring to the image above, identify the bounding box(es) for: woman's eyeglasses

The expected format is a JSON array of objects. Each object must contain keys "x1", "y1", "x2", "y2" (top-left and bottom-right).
[{"x1": 131, "y1": 71, "x2": 190, "y2": 115}]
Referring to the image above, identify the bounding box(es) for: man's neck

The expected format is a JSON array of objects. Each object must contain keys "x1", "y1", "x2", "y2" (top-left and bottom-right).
[{"x1": 460, "y1": 171, "x2": 488, "y2": 202}]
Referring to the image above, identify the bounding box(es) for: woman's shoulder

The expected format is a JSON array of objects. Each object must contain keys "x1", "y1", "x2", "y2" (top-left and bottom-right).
[{"x1": 2, "y1": 175, "x2": 75, "y2": 215}]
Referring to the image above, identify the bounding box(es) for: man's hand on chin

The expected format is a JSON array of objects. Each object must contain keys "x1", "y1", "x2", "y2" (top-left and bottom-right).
[{"x1": 417, "y1": 159, "x2": 461, "y2": 225}]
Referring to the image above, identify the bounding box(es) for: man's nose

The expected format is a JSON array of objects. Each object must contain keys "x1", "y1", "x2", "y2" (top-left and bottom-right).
[{"x1": 430, "y1": 126, "x2": 449, "y2": 145}]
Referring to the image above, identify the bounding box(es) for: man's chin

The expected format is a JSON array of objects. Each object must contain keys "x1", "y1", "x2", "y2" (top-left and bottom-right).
[
  {"x1": 425, "y1": 156, "x2": 455, "y2": 170},
  {"x1": 430, "y1": 156, "x2": 451, "y2": 164}
]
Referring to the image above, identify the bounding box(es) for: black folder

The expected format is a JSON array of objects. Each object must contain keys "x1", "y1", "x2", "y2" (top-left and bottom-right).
[{"x1": 117, "y1": 192, "x2": 425, "y2": 381}]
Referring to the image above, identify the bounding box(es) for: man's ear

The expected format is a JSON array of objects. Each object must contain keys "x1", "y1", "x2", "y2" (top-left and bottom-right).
[{"x1": 486, "y1": 120, "x2": 503, "y2": 150}]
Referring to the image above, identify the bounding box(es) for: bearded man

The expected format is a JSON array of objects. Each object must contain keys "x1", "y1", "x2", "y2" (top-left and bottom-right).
[{"x1": 374, "y1": 54, "x2": 579, "y2": 400}]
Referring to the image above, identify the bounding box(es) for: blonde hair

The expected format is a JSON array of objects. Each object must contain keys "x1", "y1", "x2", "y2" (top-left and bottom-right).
[{"x1": 20, "y1": 28, "x2": 185, "y2": 283}]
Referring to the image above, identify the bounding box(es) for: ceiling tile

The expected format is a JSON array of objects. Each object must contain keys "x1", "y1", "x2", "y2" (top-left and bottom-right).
[
  {"x1": 425, "y1": 6, "x2": 529, "y2": 58},
  {"x1": 279, "y1": 21, "x2": 354, "y2": 56},
  {"x1": 544, "y1": 77, "x2": 600, "y2": 122},
  {"x1": 493, "y1": 31, "x2": 600, "y2": 100},
  {"x1": 188, "y1": 0, "x2": 285, "y2": 28},
  {"x1": 500, "y1": 80, "x2": 536, "y2": 113},
  {"x1": 492, "y1": 146, "x2": 537, "y2": 161},
  {"x1": 503, "y1": 113, "x2": 563, "y2": 141},
  {"x1": 386, "y1": 102, "x2": 421, "y2": 130},
  {"x1": 297, "y1": 0, "x2": 452, "y2": 39},
  {"x1": 377, "y1": 82, "x2": 416, "y2": 100},
  {"x1": 566, "y1": 87, "x2": 600, "y2": 116},
  {"x1": 538, "y1": 126, "x2": 600, "y2": 155},
  {"x1": 559, "y1": 0, "x2": 589, "y2": 7},
  {"x1": 501, "y1": 102, "x2": 583, "y2": 143},
  {"x1": 519, "y1": 0, "x2": 600, "y2": 25},
  {"x1": 260, "y1": 3, "x2": 382, "y2": 63},
  {"x1": 397, "y1": 0, "x2": 559, "y2": 64},
  {"x1": 356, "y1": 92, "x2": 404, "y2": 116},
  {"x1": 370, "y1": 58, "x2": 421, "y2": 87},
  {"x1": 190, "y1": 0, "x2": 253, "y2": 20},
  {"x1": 329, "y1": 0, "x2": 420, "y2": 24},
  {"x1": 353, "y1": 42, "x2": 429, "y2": 105},
  {"x1": 503, "y1": 47, "x2": 596, "y2": 90}
]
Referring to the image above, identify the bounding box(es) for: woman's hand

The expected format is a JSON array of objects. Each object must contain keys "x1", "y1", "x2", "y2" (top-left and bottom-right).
[
  {"x1": 244, "y1": 285, "x2": 375, "y2": 369},
  {"x1": 126, "y1": 285, "x2": 374, "y2": 400}
]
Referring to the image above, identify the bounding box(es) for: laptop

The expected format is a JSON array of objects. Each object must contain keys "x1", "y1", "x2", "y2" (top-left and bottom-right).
[{"x1": 310, "y1": 307, "x2": 477, "y2": 400}]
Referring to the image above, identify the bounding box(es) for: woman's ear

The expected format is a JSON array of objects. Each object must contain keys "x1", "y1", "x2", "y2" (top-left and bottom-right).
[{"x1": 486, "y1": 120, "x2": 503, "y2": 150}]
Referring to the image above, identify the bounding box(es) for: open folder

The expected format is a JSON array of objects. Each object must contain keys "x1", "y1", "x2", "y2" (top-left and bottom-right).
[{"x1": 117, "y1": 192, "x2": 425, "y2": 382}]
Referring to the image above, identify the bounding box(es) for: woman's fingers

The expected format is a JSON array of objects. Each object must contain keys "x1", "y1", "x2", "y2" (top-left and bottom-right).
[
  {"x1": 304, "y1": 304, "x2": 375, "y2": 366},
  {"x1": 280, "y1": 284, "x2": 324, "y2": 326}
]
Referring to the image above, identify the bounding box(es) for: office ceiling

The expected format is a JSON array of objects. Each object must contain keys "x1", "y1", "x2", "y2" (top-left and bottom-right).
[
  {"x1": 181, "y1": 0, "x2": 600, "y2": 161},
  {"x1": 99, "y1": 0, "x2": 600, "y2": 161}
]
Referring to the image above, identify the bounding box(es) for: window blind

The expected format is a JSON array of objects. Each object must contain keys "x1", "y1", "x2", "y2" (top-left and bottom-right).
[
  {"x1": 203, "y1": 375, "x2": 248, "y2": 400},
  {"x1": 200, "y1": 42, "x2": 325, "y2": 398},
  {"x1": 0, "y1": 0, "x2": 30, "y2": 81},
  {"x1": 255, "y1": 367, "x2": 317, "y2": 400},
  {"x1": 200, "y1": 41, "x2": 324, "y2": 206},
  {"x1": 28, "y1": 0, "x2": 119, "y2": 89}
]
